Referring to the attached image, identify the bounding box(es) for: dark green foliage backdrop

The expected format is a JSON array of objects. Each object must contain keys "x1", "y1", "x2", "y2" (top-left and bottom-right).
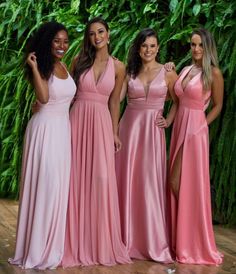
[{"x1": 0, "y1": 0, "x2": 235, "y2": 225}]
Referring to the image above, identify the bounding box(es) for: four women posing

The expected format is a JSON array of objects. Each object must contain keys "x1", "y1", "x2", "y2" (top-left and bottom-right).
[{"x1": 9, "y1": 17, "x2": 224, "y2": 270}]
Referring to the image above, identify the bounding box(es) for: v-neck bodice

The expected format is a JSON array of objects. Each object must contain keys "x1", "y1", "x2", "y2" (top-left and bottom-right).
[
  {"x1": 127, "y1": 66, "x2": 167, "y2": 109},
  {"x1": 174, "y1": 65, "x2": 211, "y2": 110},
  {"x1": 76, "y1": 56, "x2": 115, "y2": 100}
]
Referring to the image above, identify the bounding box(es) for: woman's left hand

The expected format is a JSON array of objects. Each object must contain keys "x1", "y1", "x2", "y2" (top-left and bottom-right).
[
  {"x1": 114, "y1": 134, "x2": 122, "y2": 152},
  {"x1": 155, "y1": 116, "x2": 169, "y2": 128}
]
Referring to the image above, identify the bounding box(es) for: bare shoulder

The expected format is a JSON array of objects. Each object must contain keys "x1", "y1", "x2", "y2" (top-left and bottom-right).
[
  {"x1": 112, "y1": 56, "x2": 125, "y2": 75},
  {"x1": 212, "y1": 66, "x2": 223, "y2": 78}
]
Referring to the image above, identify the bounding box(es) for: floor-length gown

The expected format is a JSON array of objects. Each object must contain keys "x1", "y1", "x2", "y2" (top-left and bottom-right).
[
  {"x1": 62, "y1": 56, "x2": 131, "y2": 267},
  {"x1": 169, "y1": 65, "x2": 223, "y2": 265},
  {"x1": 9, "y1": 71, "x2": 76, "y2": 269},
  {"x1": 115, "y1": 66, "x2": 173, "y2": 263}
]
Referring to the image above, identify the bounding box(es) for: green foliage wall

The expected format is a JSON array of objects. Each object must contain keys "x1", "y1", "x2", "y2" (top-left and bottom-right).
[{"x1": 0, "y1": 0, "x2": 235, "y2": 225}]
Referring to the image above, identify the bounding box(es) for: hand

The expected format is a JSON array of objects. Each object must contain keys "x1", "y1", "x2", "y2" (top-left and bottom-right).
[
  {"x1": 32, "y1": 101, "x2": 41, "y2": 114},
  {"x1": 155, "y1": 116, "x2": 169, "y2": 128},
  {"x1": 26, "y1": 52, "x2": 38, "y2": 69},
  {"x1": 114, "y1": 134, "x2": 122, "y2": 152},
  {"x1": 164, "y1": 62, "x2": 175, "y2": 72}
]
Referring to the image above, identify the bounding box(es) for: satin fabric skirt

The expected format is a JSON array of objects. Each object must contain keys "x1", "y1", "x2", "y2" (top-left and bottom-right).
[
  {"x1": 169, "y1": 104, "x2": 223, "y2": 265},
  {"x1": 62, "y1": 96, "x2": 131, "y2": 267},
  {"x1": 116, "y1": 104, "x2": 173, "y2": 263},
  {"x1": 9, "y1": 109, "x2": 71, "y2": 269}
]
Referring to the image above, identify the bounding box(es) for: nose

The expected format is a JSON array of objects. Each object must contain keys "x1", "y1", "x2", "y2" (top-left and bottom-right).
[
  {"x1": 58, "y1": 41, "x2": 63, "y2": 48},
  {"x1": 94, "y1": 32, "x2": 100, "y2": 40}
]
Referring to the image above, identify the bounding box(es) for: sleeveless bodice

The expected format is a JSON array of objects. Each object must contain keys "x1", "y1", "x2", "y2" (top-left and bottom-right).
[
  {"x1": 175, "y1": 65, "x2": 211, "y2": 110},
  {"x1": 38, "y1": 73, "x2": 76, "y2": 113},
  {"x1": 75, "y1": 56, "x2": 115, "y2": 104},
  {"x1": 127, "y1": 66, "x2": 167, "y2": 110}
]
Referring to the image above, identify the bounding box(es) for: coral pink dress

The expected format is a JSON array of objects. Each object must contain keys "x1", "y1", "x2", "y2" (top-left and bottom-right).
[
  {"x1": 62, "y1": 56, "x2": 131, "y2": 267},
  {"x1": 9, "y1": 71, "x2": 76, "y2": 269},
  {"x1": 115, "y1": 66, "x2": 173, "y2": 263},
  {"x1": 169, "y1": 65, "x2": 223, "y2": 265}
]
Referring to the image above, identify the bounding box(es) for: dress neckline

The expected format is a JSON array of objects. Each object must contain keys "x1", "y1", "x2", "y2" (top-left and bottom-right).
[
  {"x1": 53, "y1": 62, "x2": 69, "y2": 80},
  {"x1": 92, "y1": 56, "x2": 110, "y2": 87},
  {"x1": 135, "y1": 66, "x2": 164, "y2": 98},
  {"x1": 181, "y1": 65, "x2": 202, "y2": 92}
]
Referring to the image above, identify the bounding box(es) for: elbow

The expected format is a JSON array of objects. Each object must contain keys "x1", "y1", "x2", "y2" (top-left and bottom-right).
[{"x1": 38, "y1": 95, "x2": 49, "y2": 104}]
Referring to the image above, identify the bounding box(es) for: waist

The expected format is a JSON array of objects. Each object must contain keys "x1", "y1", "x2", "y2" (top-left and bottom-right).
[
  {"x1": 75, "y1": 92, "x2": 108, "y2": 105},
  {"x1": 39, "y1": 102, "x2": 70, "y2": 114},
  {"x1": 179, "y1": 97, "x2": 204, "y2": 110},
  {"x1": 127, "y1": 99, "x2": 164, "y2": 110}
]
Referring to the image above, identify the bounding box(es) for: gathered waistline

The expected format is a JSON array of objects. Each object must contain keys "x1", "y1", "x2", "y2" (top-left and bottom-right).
[
  {"x1": 75, "y1": 92, "x2": 108, "y2": 105},
  {"x1": 127, "y1": 100, "x2": 164, "y2": 111}
]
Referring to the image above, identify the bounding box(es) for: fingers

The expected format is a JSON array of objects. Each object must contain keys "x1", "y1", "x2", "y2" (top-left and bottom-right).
[
  {"x1": 155, "y1": 116, "x2": 168, "y2": 128},
  {"x1": 115, "y1": 141, "x2": 122, "y2": 152},
  {"x1": 164, "y1": 62, "x2": 175, "y2": 72},
  {"x1": 31, "y1": 101, "x2": 40, "y2": 114},
  {"x1": 27, "y1": 52, "x2": 37, "y2": 67}
]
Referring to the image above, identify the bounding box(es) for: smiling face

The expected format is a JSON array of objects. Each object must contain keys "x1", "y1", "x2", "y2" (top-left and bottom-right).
[
  {"x1": 89, "y1": 22, "x2": 109, "y2": 49},
  {"x1": 191, "y1": 34, "x2": 204, "y2": 65},
  {"x1": 51, "y1": 30, "x2": 69, "y2": 60},
  {"x1": 139, "y1": 36, "x2": 159, "y2": 63}
]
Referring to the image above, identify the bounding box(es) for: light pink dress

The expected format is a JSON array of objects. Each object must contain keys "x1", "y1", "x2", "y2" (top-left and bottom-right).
[
  {"x1": 9, "y1": 71, "x2": 76, "y2": 269},
  {"x1": 62, "y1": 56, "x2": 131, "y2": 267},
  {"x1": 115, "y1": 66, "x2": 173, "y2": 263},
  {"x1": 169, "y1": 65, "x2": 223, "y2": 265}
]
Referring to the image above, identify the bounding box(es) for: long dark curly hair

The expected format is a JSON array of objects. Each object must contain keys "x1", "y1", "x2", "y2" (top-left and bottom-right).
[
  {"x1": 73, "y1": 17, "x2": 110, "y2": 85},
  {"x1": 25, "y1": 21, "x2": 68, "y2": 81},
  {"x1": 127, "y1": 28, "x2": 159, "y2": 78}
]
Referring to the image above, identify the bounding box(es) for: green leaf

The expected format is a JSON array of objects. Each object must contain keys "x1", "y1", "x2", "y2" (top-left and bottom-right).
[{"x1": 193, "y1": 3, "x2": 201, "y2": 16}]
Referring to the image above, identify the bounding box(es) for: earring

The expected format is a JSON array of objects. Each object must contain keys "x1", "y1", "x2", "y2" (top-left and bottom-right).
[{"x1": 107, "y1": 38, "x2": 110, "y2": 45}]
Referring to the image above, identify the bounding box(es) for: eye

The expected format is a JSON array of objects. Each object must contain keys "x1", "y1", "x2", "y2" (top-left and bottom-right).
[{"x1": 98, "y1": 29, "x2": 104, "y2": 34}]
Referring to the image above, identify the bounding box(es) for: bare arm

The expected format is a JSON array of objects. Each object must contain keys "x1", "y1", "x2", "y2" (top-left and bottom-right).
[
  {"x1": 156, "y1": 70, "x2": 178, "y2": 128},
  {"x1": 108, "y1": 59, "x2": 126, "y2": 151},
  {"x1": 120, "y1": 75, "x2": 129, "y2": 102},
  {"x1": 206, "y1": 67, "x2": 224, "y2": 125},
  {"x1": 27, "y1": 52, "x2": 49, "y2": 104}
]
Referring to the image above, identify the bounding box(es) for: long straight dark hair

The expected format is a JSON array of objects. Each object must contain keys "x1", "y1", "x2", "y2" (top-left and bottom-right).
[
  {"x1": 73, "y1": 17, "x2": 110, "y2": 85},
  {"x1": 127, "y1": 28, "x2": 159, "y2": 78}
]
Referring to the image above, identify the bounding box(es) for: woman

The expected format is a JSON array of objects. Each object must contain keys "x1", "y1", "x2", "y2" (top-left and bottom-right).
[
  {"x1": 62, "y1": 17, "x2": 131, "y2": 266},
  {"x1": 169, "y1": 28, "x2": 224, "y2": 265},
  {"x1": 9, "y1": 22, "x2": 76, "y2": 269},
  {"x1": 115, "y1": 28, "x2": 178, "y2": 263}
]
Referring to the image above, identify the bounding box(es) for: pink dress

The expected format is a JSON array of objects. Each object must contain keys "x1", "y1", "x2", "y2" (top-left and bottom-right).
[
  {"x1": 115, "y1": 66, "x2": 173, "y2": 263},
  {"x1": 169, "y1": 65, "x2": 223, "y2": 265},
  {"x1": 9, "y1": 71, "x2": 76, "y2": 269},
  {"x1": 62, "y1": 56, "x2": 131, "y2": 267}
]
